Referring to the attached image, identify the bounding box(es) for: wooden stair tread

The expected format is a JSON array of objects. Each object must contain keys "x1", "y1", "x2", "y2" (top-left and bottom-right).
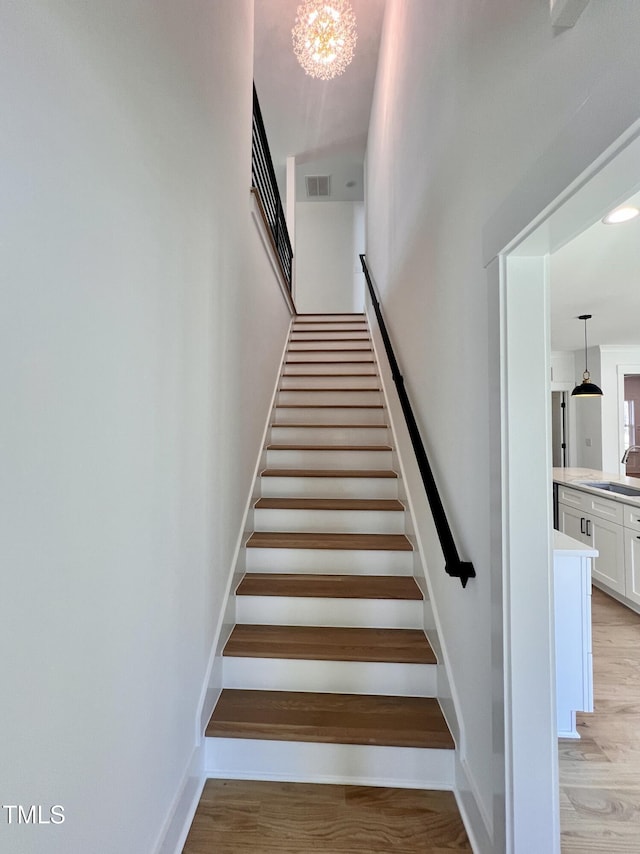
[
  {"x1": 293, "y1": 322, "x2": 367, "y2": 326},
  {"x1": 246, "y1": 532, "x2": 413, "y2": 551},
  {"x1": 283, "y1": 373, "x2": 377, "y2": 377},
  {"x1": 288, "y1": 348, "x2": 372, "y2": 353},
  {"x1": 295, "y1": 317, "x2": 366, "y2": 322},
  {"x1": 206, "y1": 689, "x2": 453, "y2": 749},
  {"x1": 276, "y1": 404, "x2": 383, "y2": 409},
  {"x1": 237, "y1": 573, "x2": 423, "y2": 601},
  {"x1": 255, "y1": 498, "x2": 404, "y2": 511},
  {"x1": 224, "y1": 625, "x2": 435, "y2": 664},
  {"x1": 285, "y1": 360, "x2": 375, "y2": 365},
  {"x1": 266, "y1": 444, "x2": 392, "y2": 451},
  {"x1": 278, "y1": 387, "x2": 381, "y2": 392},
  {"x1": 261, "y1": 469, "x2": 398, "y2": 478},
  {"x1": 272, "y1": 423, "x2": 388, "y2": 428}
]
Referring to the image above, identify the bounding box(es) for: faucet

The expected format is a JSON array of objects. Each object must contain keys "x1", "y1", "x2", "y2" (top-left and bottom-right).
[{"x1": 621, "y1": 445, "x2": 640, "y2": 464}]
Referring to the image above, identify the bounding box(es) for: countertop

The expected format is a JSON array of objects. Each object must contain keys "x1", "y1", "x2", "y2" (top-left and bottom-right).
[
  {"x1": 553, "y1": 467, "x2": 640, "y2": 509},
  {"x1": 553, "y1": 529, "x2": 598, "y2": 557}
]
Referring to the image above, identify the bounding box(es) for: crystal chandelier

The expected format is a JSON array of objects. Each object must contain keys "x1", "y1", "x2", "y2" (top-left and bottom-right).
[{"x1": 292, "y1": 0, "x2": 357, "y2": 81}]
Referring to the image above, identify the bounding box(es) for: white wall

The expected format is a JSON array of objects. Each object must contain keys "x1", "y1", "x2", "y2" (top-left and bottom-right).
[
  {"x1": 570, "y1": 345, "x2": 640, "y2": 472},
  {"x1": 573, "y1": 346, "x2": 604, "y2": 470},
  {"x1": 550, "y1": 351, "x2": 575, "y2": 388},
  {"x1": 0, "y1": 3, "x2": 291, "y2": 852},
  {"x1": 295, "y1": 201, "x2": 365, "y2": 313},
  {"x1": 365, "y1": 1, "x2": 640, "y2": 851}
]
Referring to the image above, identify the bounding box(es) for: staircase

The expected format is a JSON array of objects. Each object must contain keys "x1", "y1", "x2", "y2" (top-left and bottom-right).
[{"x1": 205, "y1": 313, "x2": 455, "y2": 789}]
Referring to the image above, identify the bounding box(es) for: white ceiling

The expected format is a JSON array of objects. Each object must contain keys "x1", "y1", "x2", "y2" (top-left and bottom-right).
[
  {"x1": 550, "y1": 190, "x2": 640, "y2": 351},
  {"x1": 253, "y1": 0, "x2": 386, "y2": 201},
  {"x1": 253, "y1": 3, "x2": 639, "y2": 325}
]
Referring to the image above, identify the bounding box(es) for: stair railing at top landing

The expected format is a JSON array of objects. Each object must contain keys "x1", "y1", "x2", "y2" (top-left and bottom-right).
[
  {"x1": 252, "y1": 84, "x2": 293, "y2": 293},
  {"x1": 359, "y1": 254, "x2": 476, "y2": 588}
]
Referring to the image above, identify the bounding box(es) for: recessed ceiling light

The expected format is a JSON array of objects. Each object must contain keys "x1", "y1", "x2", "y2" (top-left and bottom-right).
[{"x1": 602, "y1": 205, "x2": 640, "y2": 224}]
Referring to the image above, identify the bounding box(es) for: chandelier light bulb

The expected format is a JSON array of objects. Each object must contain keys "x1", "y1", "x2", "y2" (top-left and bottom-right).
[{"x1": 292, "y1": 0, "x2": 357, "y2": 80}]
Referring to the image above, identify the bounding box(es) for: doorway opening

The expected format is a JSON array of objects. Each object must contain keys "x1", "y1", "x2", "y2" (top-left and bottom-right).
[
  {"x1": 491, "y1": 119, "x2": 640, "y2": 854},
  {"x1": 622, "y1": 373, "x2": 640, "y2": 476},
  {"x1": 551, "y1": 391, "x2": 568, "y2": 468}
]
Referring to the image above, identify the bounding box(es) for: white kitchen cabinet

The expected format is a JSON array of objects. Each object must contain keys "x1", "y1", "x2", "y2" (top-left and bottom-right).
[
  {"x1": 558, "y1": 503, "x2": 587, "y2": 545},
  {"x1": 557, "y1": 498, "x2": 625, "y2": 595},
  {"x1": 590, "y1": 516, "x2": 625, "y2": 595},
  {"x1": 555, "y1": 478, "x2": 640, "y2": 611},
  {"x1": 553, "y1": 531, "x2": 596, "y2": 738},
  {"x1": 624, "y1": 529, "x2": 640, "y2": 607}
]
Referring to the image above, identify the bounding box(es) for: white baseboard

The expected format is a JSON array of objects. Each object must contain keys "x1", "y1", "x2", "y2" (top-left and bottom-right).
[
  {"x1": 153, "y1": 743, "x2": 205, "y2": 854},
  {"x1": 196, "y1": 318, "x2": 294, "y2": 738},
  {"x1": 454, "y1": 753, "x2": 495, "y2": 854}
]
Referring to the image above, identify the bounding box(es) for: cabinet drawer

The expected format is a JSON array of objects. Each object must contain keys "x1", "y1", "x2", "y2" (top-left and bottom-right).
[
  {"x1": 623, "y1": 505, "x2": 640, "y2": 533},
  {"x1": 558, "y1": 486, "x2": 587, "y2": 510},
  {"x1": 557, "y1": 486, "x2": 622, "y2": 523},
  {"x1": 586, "y1": 493, "x2": 624, "y2": 524}
]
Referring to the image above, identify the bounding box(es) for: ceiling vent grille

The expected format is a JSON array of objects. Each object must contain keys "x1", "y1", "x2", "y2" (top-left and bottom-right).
[{"x1": 305, "y1": 175, "x2": 331, "y2": 198}]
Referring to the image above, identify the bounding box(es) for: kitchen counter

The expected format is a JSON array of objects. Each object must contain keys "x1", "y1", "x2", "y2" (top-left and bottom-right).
[
  {"x1": 553, "y1": 467, "x2": 640, "y2": 508},
  {"x1": 554, "y1": 467, "x2": 640, "y2": 615},
  {"x1": 553, "y1": 529, "x2": 597, "y2": 557}
]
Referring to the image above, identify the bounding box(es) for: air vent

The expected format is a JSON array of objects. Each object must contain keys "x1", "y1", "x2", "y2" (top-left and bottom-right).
[{"x1": 305, "y1": 175, "x2": 331, "y2": 198}]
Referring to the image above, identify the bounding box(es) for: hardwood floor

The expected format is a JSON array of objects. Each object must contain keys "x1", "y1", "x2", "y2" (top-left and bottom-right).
[
  {"x1": 559, "y1": 587, "x2": 640, "y2": 852},
  {"x1": 182, "y1": 779, "x2": 472, "y2": 853}
]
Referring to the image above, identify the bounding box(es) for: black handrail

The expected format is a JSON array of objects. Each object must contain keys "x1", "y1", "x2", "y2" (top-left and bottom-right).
[
  {"x1": 252, "y1": 85, "x2": 293, "y2": 292},
  {"x1": 359, "y1": 254, "x2": 475, "y2": 588}
]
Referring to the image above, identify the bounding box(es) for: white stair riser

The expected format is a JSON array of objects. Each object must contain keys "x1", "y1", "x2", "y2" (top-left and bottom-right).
[
  {"x1": 280, "y1": 375, "x2": 380, "y2": 389},
  {"x1": 245, "y1": 547, "x2": 414, "y2": 575},
  {"x1": 260, "y1": 475, "x2": 399, "y2": 500},
  {"x1": 222, "y1": 657, "x2": 436, "y2": 696},
  {"x1": 205, "y1": 738, "x2": 454, "y2": 789},
  {"x1": 236, "y1": 595, "x2": 422, "y2": 628},
  {"x1": 278, "y1": 390, "x2": 381, "y2": 406},
  {"x1": 284, "y1": 364, "x2": 377, "y2": 376},
  {"x1": 274, "y1": 406, "x2": 386, "y2": 425},
  {"x1": 290, "y1": 332, "x2": 370, "y2": 342},
  {"x1": 266, "y1": 449, "x2": 393, "y2": 470},
  {"x1": 254, "y1": 507, "x2": 405, "y2": 534},
  {"x1": 287, "y1": 351, "x2": 373, "y2": 363},
  {"x1": 271, "y1": 425, "x2": 389, "y2": 445}
]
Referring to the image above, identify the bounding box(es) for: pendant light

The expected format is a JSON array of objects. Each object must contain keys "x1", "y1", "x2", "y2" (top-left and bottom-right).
[
  {"x1": 292, "y1": 0, "x2": 357, "y2": 80},
  {"x1": 572, "y1": 314, "x2": 603, "y2": 397}
]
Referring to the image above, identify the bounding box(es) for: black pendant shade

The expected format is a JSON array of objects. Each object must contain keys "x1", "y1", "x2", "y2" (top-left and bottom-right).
[
  {"x1": 571, "y1": 379, "x2": 604, "y2": 397},
  {"x1": 572, "y1": 314, "x2": 603, "y2": 397}
]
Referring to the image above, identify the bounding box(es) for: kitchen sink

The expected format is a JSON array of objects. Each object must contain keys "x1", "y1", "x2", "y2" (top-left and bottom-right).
[{"x1": 577, "y1": 481, "x2": 640, "y2": 497}]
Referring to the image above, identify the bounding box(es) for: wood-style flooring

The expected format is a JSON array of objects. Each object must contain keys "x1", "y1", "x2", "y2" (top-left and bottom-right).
[
  {"x1": 223, "y1": 624, "x2": 436, "y2": 663},
  {"x1": 182, "y1": 779, "x2": 472, "y2": 853},
  {"x1": 246, "y1": 531, "x2": 413, "y2": 551},
  {"x1": 206, "y1": 689, "x2": 453, "y2": 749},
  {"x1": 559, "y1": 587, "x2": 640, "y2": 852},
  {"x1": 235, "y1": 573, "x2": 423, "y2": 600}
]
